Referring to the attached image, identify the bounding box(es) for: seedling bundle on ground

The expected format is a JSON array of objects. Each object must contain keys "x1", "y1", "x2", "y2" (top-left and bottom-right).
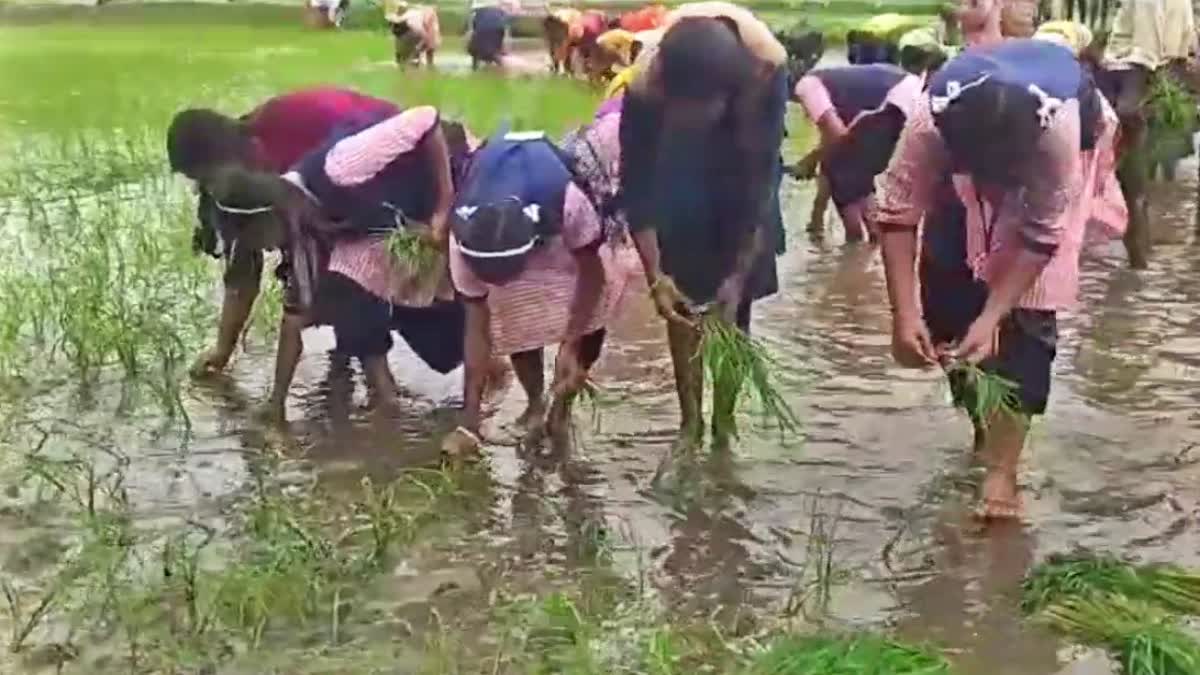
[{"x1": 1023, "y1": 554, "x2": 1200, "y2": 675}]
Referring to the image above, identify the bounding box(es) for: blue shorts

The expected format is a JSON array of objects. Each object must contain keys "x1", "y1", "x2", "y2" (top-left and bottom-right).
[{"x1": 919, "y1": 259, "x2": 1058, "y2": 417}]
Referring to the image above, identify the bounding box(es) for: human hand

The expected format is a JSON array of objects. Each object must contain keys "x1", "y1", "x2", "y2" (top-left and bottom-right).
[
  {"x1": 440, "y1": 426, "x2": 482, "y2": 460},
  {"x1": 551, "y1": 342, "x2": 587, "y2": 396},
  {"x1": 891, "y1": 313, "x2": 938, "y2": 368},
  {"x1": 649, "y1": 275, "x2": 695, "y2": 327},
  {"x1": 789, "y1": 154, "x2": 820, "y2": 181},
  {"x1": 714, "y1": 275, "x2": 744, "y2": 325},
  {"x1": 952, "y1": 314, "x2": 1001, "y2": 364},
  {"x1": 190, "y1": 348, "x2": 232, "y2": 378}
]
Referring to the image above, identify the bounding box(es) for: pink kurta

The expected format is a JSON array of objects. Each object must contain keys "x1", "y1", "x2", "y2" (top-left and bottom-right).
[{"x1": 872, "y1": 95, "x2": 1127, "y2": 311}]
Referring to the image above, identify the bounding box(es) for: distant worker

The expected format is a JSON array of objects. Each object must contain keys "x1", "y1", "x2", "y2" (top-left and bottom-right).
[
  {"x1": 386, "y1": 2, "x2": 442, "y2": 67},
  {"x1": 306, "y1": 0, "x2": 350, "y2": 28}
]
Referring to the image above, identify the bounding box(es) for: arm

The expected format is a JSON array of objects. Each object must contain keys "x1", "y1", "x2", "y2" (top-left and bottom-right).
[
  {"x1": 870, "y1": 100, "x2": 946, "y2": 366},
  {"x1": 194, "y1": 245, "x2": 263, "y2": 375},
  {"x1": 423, "y1": 123, "x2": 455, "y2": 246},
  {"x1": 460, "y1": 298, "x2": 491, "y2": 433},
  {"x1": 619, "y1": 87, "x2": 692, "y2": 323},
  {"x1": 562, "y1": 185, "x2": 607, "y2": 340}
]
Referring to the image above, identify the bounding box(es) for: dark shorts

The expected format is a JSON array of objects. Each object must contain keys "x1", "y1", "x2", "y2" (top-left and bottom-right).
[
  {"x1": 468, "y1": 8, "x2": 507, "y2": 63},
  {"x1": 319, "y1": 272, "x2": 465, "y2": 374},
  {"x1": 920, "y1": 259, "x2": 1058, "y2": 416}
]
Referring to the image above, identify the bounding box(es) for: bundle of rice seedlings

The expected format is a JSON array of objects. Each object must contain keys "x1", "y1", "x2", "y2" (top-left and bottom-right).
[
  {"x1": 1039, "y1": 594, "x2": 1200, "y2": 675},
  {"x1": 698, "y1": 313, "x2": 801, "y2": 437},
  {"x1": 385, "y1": 226, "x2": 442, "y2": 280},
  {"x1": 943, "y1": 361, "x2": 1025, "y2": 427},
  {"x1": 1023, "y1": 554, "x2": 1200, "y2": 616},
  {"x1": 1147, "y1": 72, "x2": 1197, "y2": 135},
  {"x1": 749, "y1": 633, "x2": 953, "y2": 675},
  {"x1": 1144, "y1": 72, "x2": 1199, "y2": 165}
]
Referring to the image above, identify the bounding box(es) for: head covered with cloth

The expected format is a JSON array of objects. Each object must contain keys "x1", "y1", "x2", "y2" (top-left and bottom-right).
[
  {"x1": 451, "y1": 130, "x2": 577, "y2": 285},
  {"x1": 617, "y1": 1, "x2": 789, "y2": 451}
]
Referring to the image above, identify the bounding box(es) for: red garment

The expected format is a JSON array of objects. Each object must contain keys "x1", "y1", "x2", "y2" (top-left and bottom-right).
[
  {"x1": 242, "y1": 87, "x2": 399, "y2": 173},
  {"x1": 619, "y1": 4, "x2": 666, "y2": 32},
  {"x1": 580, "y1": 10, "x2": 608, "y2": 39}
]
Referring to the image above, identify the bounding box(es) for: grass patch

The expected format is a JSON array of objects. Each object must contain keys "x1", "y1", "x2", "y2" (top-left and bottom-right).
[{"x1": 748, "y1": 633, "x2": 954, "y2": 675}]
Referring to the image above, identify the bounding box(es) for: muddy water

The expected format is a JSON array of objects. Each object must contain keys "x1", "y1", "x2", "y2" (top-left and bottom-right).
[{"x1": 135, "y1": 162, "x2": 1185, "y2": 672}]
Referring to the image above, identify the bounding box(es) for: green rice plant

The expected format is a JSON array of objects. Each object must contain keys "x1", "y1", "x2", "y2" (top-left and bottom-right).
[
  {"x1": 1147, "y1": 72, "x2": 1197, "y2": 135},
  {"x1": 748, "y1": 633, "x2": 954, "y2": 675},
  {"x1": 385, "y1": 227, "x2": 443, "y2": 281},
  {"x1": 1023, "y1": 554, "x2": 1200, "y2": 617},
  {"x1": 1144, "y1": 71, "x2": 1199, "y2": 167},
  {"x1": 698, "y1": 313, "x2": 801, "y2": 438},
  {"x1": 943, "y1": 361, "x2": 1025, "y2": 428},
  {"x1": 1040, "y1": 594, "x2": 1200, "y2": 675}
]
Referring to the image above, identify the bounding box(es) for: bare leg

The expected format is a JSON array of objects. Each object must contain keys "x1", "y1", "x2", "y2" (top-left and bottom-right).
[
  {"x1": 808, "y1": 174, "x2": 832, "y2": 236},
  {"x1": 666, "y1": 320, "x2": 704, "y2": 450},
  {"x1": 511, "y1": 348, "x2": 546, "y2": 438},
  {"x1": 425, "y1": 48, "x2": 435, "y2": 67},
  {"x1": 260, "y1": 312, "x2": 307, "y2": 422},
  {"x1": 362, "y1": 355, "x2": 403, "y2": 417},
  {"x1": 192, "y1": 257, "x2": 262, "y2": 377},
  {"x1": 976, "y1": 412, "x2": 1029, "y2": 520}
]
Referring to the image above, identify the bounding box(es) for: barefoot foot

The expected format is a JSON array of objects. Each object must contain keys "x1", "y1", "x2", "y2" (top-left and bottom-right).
[{"x1": 975, "y1": 470, "x2": 1023, "y2": 521}]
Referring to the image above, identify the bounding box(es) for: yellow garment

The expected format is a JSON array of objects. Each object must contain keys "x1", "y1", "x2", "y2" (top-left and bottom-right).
[
  {"x1": 858, "y1": 13, "x2": 930, "y2": 41},
  {"x1": 1034, "y1": 20, "x2": 1094, "y2": 56},
  {"x1": 663, "y1": 1, "x2": 787, "y2": 65},
  {"x1": 597, "y1": 28, "x2": 638, "y2": 65},
  {"x1": 605, "y1": 64, "x2": 641, "y2": 98},
  {"x1": 1105, "y1": 0, "x2": 1196, "y2": 69},
  {"x1": 896, "y1": 25, "x2": 945, "y2": 52}
]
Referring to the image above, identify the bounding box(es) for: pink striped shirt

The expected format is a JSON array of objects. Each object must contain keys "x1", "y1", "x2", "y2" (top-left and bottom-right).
[
  {"x1": 326, "y1": 236, "x2": 456, "y2": 307},
  {"x1": 794, "y1": 72, "x2": 924, "y2": 127},
  {"x1": 449, "y1": 184, "x2": 639, "y2": 356},
  {"x1": 872, "y1": 95, "x2": 1126, "y2": 310},
  {"x1": 323, "y1": 106, "x2": 438, "y2": 186}
]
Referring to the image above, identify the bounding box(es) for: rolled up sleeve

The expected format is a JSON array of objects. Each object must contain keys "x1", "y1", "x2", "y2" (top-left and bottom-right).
[
  {"x1": 870, "y1": 99, "x2": 947, "y2": 229},
  {"x1": 1019, "y1": 101, "x2": 1080, "y2": 255}
]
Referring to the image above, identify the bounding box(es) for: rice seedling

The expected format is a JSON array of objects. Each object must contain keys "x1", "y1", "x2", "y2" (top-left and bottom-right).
[
  {"x1": 1039, "y1": 594, "x2": 1200, "y2": 675},
  {"x1": 385, "y1": 226, "x2": 443, "y2": 281},
  {"x1": 1023, "y1": 554, "x2": 1200, "y2": 616},
  {"x1": 1145, "y1": 72, "x2": 1199, "y2": 163},
  {"x1": 747, "y1": 633, "x2": 954, "y2": 675},
  {"x1": 942, "y1": 360, "x2": 1025, "y2": 428},
  {"x1": 697, "y1": 313, "x2": 801, "y2": 438}
]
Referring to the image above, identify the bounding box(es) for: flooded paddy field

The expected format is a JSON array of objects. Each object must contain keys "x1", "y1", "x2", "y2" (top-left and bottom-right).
[{"x1": 0, "y1": 5, "x2": 1197, "y2": 674}]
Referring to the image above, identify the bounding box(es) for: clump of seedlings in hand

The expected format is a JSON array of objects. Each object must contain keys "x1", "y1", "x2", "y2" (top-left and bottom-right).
[
  {"x1": 698, "y1": 313, "x2": 801, "y2": 438},
  {"x1": 942, "y1": 360, "x2": 1025, "y2": 429},
  {"x1": 385, "y1": 225, "x2": 442, "y2": 280}
]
